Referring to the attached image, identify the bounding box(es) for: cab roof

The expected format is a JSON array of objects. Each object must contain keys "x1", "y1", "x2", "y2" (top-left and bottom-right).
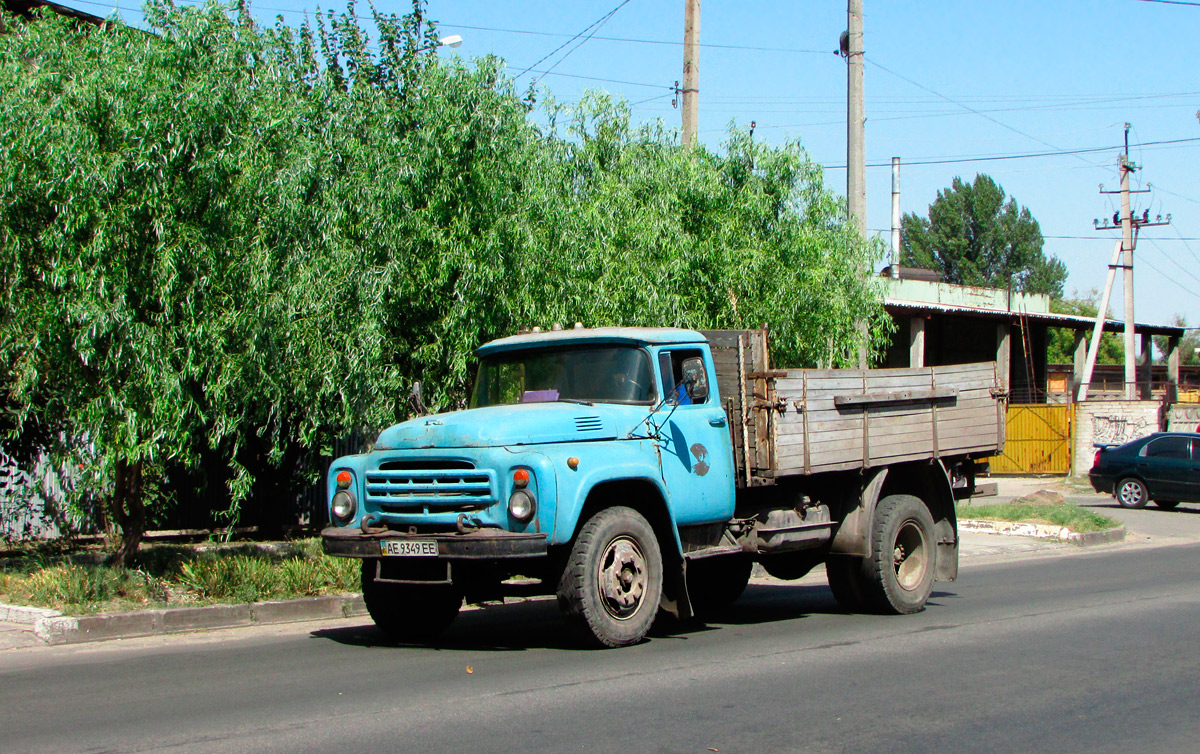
[{"x1": 476, "y1": 326, "x2": 708, "y2": 356}]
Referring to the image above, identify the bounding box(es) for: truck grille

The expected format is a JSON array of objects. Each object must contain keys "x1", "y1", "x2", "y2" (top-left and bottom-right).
[{"x1": 365, "y1": 462, "x2": 498, "y2": 513}]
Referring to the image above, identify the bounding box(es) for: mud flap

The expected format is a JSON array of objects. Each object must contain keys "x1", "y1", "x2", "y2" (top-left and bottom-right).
[{"x1": 659, "y1": 555, "x2": 693, "y2": 621}]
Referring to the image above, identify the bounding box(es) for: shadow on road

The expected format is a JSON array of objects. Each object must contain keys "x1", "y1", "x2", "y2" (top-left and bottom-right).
[{"x1": 308, "y1": 581, "x2": 866, "y2": 651}]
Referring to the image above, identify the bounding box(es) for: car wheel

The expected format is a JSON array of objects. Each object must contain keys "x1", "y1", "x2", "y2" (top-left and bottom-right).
[
  {"x1": 1154, "y1": 500, "x2": 1181, "y2": 510},
  {"x1": 1116, "y1": 477, "x2": 1149, "y2": 509}
]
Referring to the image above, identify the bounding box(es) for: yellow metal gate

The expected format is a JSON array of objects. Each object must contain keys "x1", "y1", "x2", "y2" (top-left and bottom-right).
[{"x1": 988, "y1": 404, "x2": 1074, "y2": 474}]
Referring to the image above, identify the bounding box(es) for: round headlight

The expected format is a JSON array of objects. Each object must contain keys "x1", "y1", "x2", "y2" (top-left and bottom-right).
[
  {"x1": 508, "y1": 489, "x2": 536, "y2": 522},
  {"x1": 331, "y1": 490, "x2": 357, "y2": 524}
]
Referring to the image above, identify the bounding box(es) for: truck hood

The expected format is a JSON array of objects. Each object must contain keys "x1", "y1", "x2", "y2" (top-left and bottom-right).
[{"x1": 374, "y1": 403, "x2": 632, "y2": 450}]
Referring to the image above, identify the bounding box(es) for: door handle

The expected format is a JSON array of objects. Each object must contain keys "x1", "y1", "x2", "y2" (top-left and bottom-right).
[{"x1": 710, "y1": 417, "x2": 727, "y2": 427}]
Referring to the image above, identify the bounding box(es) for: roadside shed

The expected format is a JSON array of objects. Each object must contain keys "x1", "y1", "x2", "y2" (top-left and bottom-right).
[{"x1": 879, "y1": 274, "x2": 1186, "y2": 404}]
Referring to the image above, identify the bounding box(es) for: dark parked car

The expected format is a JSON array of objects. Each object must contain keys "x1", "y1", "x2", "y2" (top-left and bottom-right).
[{"x1": 1089, "y1": 432, "x2": 1200, "y2": 509}]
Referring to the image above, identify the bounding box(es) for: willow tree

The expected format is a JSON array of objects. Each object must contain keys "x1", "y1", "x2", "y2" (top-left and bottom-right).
[{"x1": 0, "y1": 0, "x2": 886, "y2": 564}]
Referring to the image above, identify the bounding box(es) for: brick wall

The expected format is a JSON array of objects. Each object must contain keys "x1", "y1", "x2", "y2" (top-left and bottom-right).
[
  {"x1": 1166, "y1": 404, "x2": 1200, "y2": 433},
  {"x1": 1074, "y1": 401, "x2": 1161, "y2": 473}
]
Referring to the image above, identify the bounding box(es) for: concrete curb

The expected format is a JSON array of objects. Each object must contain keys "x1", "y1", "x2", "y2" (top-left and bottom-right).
[
  {"x1": 0, "y1": 604, "x2": 63, "y2": 625},
  {"x1": 959, "y1": 518, "x2": 1126, "y2": 547},
  {"x1": 1, "y1": 594, "x2": 366, "y2": 646}
]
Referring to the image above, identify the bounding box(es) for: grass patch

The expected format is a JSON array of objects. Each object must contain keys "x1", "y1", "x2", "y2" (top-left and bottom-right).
[
  {"x1": 0, "y1": 539, "x2": 360, "y2": 615},
  {"x1": 956, "y1": 502, "x2": 1120, "y2": 533}
]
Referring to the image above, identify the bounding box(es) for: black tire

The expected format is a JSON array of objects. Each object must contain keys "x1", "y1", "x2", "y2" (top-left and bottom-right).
[
  {"x1": 360, "y1": 561, "x2": 462, "y2": 643},
  {"x1": 687, "y1": 554, "x2": 752, "y2": 616},
  {"x1": 1116, "y1": 477, "x2": 1149, "y2": 509},
  {"x1": 826, "y1": 555, "x2": 870, "y2": 612},
  {"x1": 861, "y1": 494, "x2": 936, "y2": 615},
  {"x1": 1154, "y1": 499, "x2": 1181, "y2": 510},
  {"x1": 557, "y1": 506, "x2": 663, "y2": 648}
]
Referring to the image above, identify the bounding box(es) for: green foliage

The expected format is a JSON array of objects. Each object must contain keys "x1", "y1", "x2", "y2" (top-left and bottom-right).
[
  {"x1": 1046, "y1": 291, "x2": 1123, "y2": 365},
  {"x1": 0, "y1": 540, "x2": 360, "y2": 613},
  {"x1": 901, "y1": 174, "x2": 1067, "y2": 297},
  {"x1": 1153, "y1": 314, "x2": 1200, "y2": 366},
  {"x1": 0, "y1": 0, "x2": 886, "y2": 554}
]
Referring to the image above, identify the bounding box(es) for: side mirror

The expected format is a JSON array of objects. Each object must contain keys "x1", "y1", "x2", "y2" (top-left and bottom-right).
[{"x1": 681, "y1": 357, "x2": 708, "y2": 402}]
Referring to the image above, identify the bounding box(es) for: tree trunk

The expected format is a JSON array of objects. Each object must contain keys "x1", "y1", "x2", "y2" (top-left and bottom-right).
[{"x1": 106, "y1": 459, "x2": 146, "y2": 568}]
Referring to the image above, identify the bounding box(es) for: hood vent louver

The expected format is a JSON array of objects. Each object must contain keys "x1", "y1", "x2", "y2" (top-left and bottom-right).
[{"x1": 575, "y1": 416, "x2": 603, "y2": 433}]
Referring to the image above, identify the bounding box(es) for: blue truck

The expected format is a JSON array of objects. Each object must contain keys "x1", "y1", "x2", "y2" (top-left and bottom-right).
[{"x1": 322, "y1": 326, "x2": 1005, "y2": 647}]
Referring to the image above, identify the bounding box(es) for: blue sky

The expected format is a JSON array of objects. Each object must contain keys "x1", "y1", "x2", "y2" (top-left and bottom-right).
[{"x1": 73, "y1": 0, "x2": 1200, "y2": 328}]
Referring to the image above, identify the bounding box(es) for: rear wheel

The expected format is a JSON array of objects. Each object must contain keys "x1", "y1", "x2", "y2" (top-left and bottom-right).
[
  {"x1": 1154, "y1": 499, "x2": 1181, "y2": 510},
  {"x1": 687, "y1": 554, "x2": 752, "y2": 616},
  {"x1": 1116, "y1": 478, "x2": 1149, "y2": 509},
  {"x1": 557, "y1": 507, "x2": 663, "y2": 648},
  {"x1": 360, "y1": 561, "x2": 462, "y2": 643},
  {"x1": 860, "y1": 494, "x2": 936, "y2": 615}
]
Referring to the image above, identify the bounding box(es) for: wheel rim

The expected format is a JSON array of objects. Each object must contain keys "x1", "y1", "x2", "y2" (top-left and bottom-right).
[
  {"x1": 893, "y1": 520, "x2": 928, "y2": 591},
  {"x1": 596, "y1": 535, "x2": 648, "y2": 621},
  {"x1": 1120, "y1": 481, "x2": 1143, "y2": 506}
]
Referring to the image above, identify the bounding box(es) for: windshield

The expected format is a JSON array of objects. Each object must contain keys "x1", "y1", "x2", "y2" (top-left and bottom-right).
[{"x1": 471, "y1": 345, "x2": 657, "y2": 408}]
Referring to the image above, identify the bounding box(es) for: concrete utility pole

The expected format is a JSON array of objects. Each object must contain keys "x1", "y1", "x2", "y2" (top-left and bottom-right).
[
  {"x1": 681, "y1": 0, "x2": 700, "y2": 148},
  {"x1": 890, "y1": 157, "x2": 901, "y2": 279},
  {"x1": 846, "y1": 0, "x2": 866, "y2": 234},
  {"x1": 1092, "y1": 124, "x2": 1170, "y2": 400},
  {"x1": 1118, "y1": 151, "x2": 1136, "y2": 398}
]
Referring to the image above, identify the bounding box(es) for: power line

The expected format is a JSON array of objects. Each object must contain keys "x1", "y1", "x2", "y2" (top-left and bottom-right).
[
  {"x1": 866, "y1": 57, "x2": 1108, "y2": 171},
  {"x1": 507, "y1": 66, "x2": 671, "y2": 91},
  {"x1": 818, "y1": 136, "x2": 1200, "y2": 170},
  {"x1": 438, "y1": 22, "x2": 829, "y2": 54},
  {"x1": 1145, "y1": 239, "x2": 1200, "y2": 287},
  {"x1": 513, "y1": 0, "x2": 632, "y2": 83},
  {"x1": 1134, "y1": 0, "x2": 1200, "y2": 6}
]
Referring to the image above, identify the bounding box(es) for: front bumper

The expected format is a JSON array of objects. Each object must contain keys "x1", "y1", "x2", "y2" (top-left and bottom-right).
[{"x1": 322, "y1": 527, "x2": 549, "y2": 559}]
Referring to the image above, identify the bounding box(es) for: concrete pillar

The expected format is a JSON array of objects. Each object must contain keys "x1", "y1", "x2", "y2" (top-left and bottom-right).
[
  {"x1": 1139, "y1": 331, "x2": 1153, "y2": 400},
  {"x1": 1167, "y1": 334, "x2": 1181, "y2": 404},
  {"x1": 909, "y1": 317, "x2": 925, "y2": 368},
  {"x1": 1072, "y1": 331, "x2": 1087, "y2": 404},
  {"x1": 996, "y1": 322, "x2": 1011, "y2": 394}
]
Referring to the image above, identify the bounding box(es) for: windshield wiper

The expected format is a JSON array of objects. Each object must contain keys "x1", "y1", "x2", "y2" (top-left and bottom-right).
[{"x1": 556, "y1": 398, "x2": 594, "y2": 406}]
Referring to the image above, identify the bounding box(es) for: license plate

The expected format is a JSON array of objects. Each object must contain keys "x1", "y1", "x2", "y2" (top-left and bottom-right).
[{"x1": 380, "y1": 540, "x2": 439, "y2": 557}]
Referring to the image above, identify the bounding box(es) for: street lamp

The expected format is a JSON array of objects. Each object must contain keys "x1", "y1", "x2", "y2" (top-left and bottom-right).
[{"x1": 415, "y1": 35, "x2": 463, "y2": 53}]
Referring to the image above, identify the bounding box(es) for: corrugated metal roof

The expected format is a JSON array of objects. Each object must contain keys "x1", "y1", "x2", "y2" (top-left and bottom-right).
[{"x1": 885, "y1": 297, "x2": 1185, "y2": 337}]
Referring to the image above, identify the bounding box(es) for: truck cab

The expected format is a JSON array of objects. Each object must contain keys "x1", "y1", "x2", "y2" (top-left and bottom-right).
[{"x1": 322, "y1": 327, "x2": 736, "y2": 646}]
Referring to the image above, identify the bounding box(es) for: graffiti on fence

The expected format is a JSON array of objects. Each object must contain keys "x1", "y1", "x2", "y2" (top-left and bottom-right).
[{"x1": 1092, "y1": 414, "x2": 1153, "y2": 445}]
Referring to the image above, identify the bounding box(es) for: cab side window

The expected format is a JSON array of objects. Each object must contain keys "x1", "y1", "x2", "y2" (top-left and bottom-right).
[{"x1": 658, "y1": 349, "x2": 709, "y2": 405}]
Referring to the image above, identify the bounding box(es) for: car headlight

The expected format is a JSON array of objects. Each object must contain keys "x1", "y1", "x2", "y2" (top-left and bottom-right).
[
  {"x1": 508, "y1": 489, "x2": 536, "y2": 522},
  {"x1": 331, "y1": 490, "x2": 357, "y2": 524}
]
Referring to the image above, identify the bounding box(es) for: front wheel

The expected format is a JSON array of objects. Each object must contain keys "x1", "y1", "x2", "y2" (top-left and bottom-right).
[
  {"x1": 1116, "y1": 478, "x2": 1149, "y2": 509},
  {"x1": 557, "y1": 507, "x2": 663, "y2": 648}
]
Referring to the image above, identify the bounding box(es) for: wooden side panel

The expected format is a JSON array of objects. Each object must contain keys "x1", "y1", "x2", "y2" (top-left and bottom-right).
[{"x1": 703, "y1": 329, "x2": 1005, "y2": 481}]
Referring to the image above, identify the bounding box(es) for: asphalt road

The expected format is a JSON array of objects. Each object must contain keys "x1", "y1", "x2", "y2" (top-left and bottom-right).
[{"x1": 3, "y1": 540, "x2": 1200, "y2": 754}]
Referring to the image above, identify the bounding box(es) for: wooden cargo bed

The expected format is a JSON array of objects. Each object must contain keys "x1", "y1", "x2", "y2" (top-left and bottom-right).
[{"x1": 701, "y1": 329, "x2": 1007, "y2": 486}]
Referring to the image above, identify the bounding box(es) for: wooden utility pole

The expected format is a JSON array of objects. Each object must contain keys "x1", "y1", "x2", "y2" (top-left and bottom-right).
[
  {"x1": 681, "y1": 0, "x2": 700, "y2": 148},
  {"x1": 846, "y1": 0, "x2": 865, "y2": 234}
]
